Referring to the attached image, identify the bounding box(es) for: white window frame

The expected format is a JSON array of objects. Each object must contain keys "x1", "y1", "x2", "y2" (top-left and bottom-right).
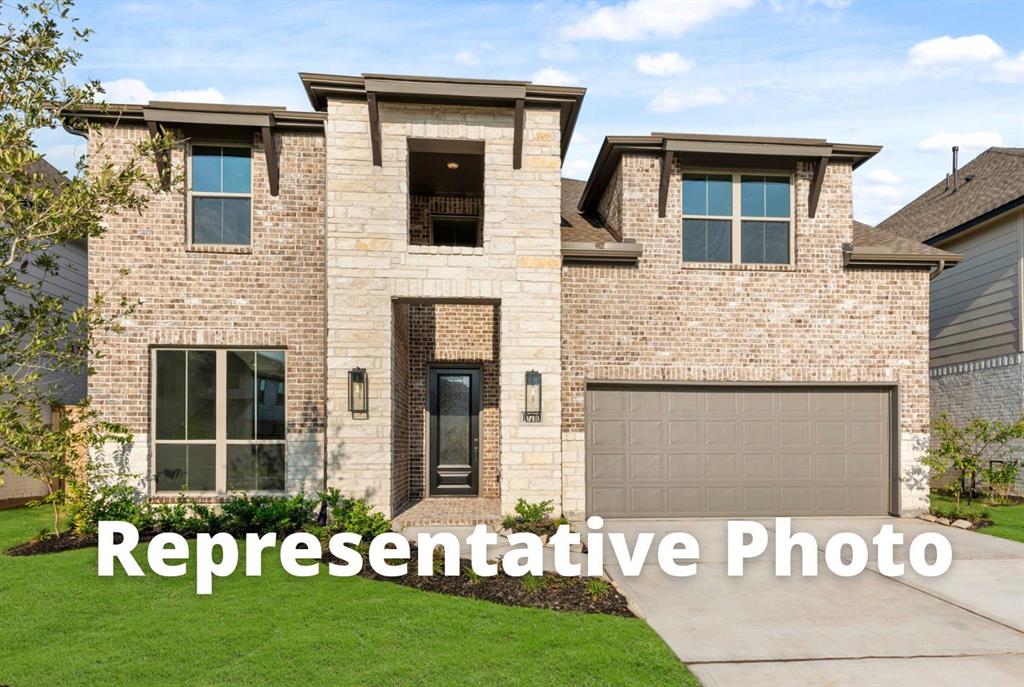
[
  {"x1": 151, "y1": 348, "x2": 287, "y2": 495},
  {"x1": 681, "y1": 170, "x2": 795, "y2": 265},
  {"x1": 186, "y1": 142, "x2": 254, "y2": 247}
]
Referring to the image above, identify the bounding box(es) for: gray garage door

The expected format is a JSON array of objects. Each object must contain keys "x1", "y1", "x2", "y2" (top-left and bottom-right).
[{"x1": 586, "y1": 385, "x2": 892, "y2": 517}]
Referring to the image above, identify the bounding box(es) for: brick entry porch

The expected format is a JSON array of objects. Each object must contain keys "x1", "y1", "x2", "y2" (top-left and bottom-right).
[{"x1": 391, "y1": 300, "x2": 502, "y2": 516}]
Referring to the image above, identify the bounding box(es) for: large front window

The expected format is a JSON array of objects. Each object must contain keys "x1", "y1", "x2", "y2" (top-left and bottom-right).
[
  {"x1": 682, "y1": 173, "x2": 792, "y2": 265},
  {"x1": 189, "y1": 145, "x2": 252, "y2": 246},
  {"x1": 154, "y1": 349, "x2": 285, "y2": 493}
]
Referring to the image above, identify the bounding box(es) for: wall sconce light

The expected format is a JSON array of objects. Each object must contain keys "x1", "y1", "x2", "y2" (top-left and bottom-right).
[
  {"x1": 523, "y1": 370, "x2": 542, "y2": 422},
  {"x1": 349, "y1": 367, "x2": 368, "y2": 417}
]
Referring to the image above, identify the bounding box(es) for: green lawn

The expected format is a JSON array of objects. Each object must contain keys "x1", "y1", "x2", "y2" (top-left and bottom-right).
[
  {"x1": 0, "y1": 508, "x2": 696, "y2": 687},
  {"x1": 930, "y1": 493, "x2": 1024, "y2": 543}
]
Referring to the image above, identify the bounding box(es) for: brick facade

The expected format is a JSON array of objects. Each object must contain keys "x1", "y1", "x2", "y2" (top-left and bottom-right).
[
  {"x1": 560, "y1": 154, "x2": 933, "y2": 516},
  {"x1": 409, "y1": 195, "x2": 483, "y2": 246},
  {"x1": 87, "y1": 125, "x2": 326, "y2": 494}
]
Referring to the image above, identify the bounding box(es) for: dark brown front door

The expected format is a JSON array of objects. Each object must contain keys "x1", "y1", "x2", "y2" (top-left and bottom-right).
[{"x1": 429, "y1": 367, "x2": 481, "y2": 496}]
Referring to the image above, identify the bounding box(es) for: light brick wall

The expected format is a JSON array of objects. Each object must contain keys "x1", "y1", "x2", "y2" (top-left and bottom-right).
[
  {"x1": 931, "y1": 355, "x2": 1024, "y2": 493},
  {"x1": 561, "y1": 154, "x2": 932, "y2": 516},
  {"x1": 325, "y1": 100, "x2": 563, "y2": 516},
  {"x1": 87, "y1": 125, "x2": 326, "y2": 494}
]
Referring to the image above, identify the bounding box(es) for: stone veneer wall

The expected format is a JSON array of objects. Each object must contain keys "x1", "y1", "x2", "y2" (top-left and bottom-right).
[
  {"x1": 326, "y1": 101, "x2": 563, "y2": 517},
  {"x1": 931, "y1": 355, "x2": 1024, "y2": 493},
  {"x1": 409, "y1": 195, "x2": 483, "y2": 246},
  {"x1": 561, "y1": 154, "x2": 933, "y2": 517},
  {"x1": 87, "y1": 125, "x2": 326, "y2": 495}
]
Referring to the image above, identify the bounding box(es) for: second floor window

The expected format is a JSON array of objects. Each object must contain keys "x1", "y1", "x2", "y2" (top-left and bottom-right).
[
  {"x1": 682, "y1": 173, "x2": 792, "y2": 265},
  {"x1": 189, "y1": 145, "x2": 252, "y2": 246}
]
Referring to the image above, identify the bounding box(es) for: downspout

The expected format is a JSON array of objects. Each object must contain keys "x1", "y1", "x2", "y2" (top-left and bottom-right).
[{"x1": 929, "y1": 258, "x2": 946, "y2": 280}]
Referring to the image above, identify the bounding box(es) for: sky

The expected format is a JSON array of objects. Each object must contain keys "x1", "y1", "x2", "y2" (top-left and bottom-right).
[{"x1": 29, "y1": 0, "x2": 1024, "y2": 224}]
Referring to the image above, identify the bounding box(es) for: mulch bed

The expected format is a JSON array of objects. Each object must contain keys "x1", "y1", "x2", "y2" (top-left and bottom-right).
[
  {"x1": 349, "y1": 548, "x2": 634, "y2": 617},
  {"x1": 8, "y1": 533, "x2": 634, "y2": 618}
]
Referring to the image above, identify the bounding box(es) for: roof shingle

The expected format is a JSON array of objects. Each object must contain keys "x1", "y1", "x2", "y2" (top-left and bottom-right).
[{"x1": 874, "y1": 148, "x2": 1024, "y2": 244}]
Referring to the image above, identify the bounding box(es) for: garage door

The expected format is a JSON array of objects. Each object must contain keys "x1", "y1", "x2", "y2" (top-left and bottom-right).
[{"x1": 585, "y1": 385, "x2": 892, "y2": 517}]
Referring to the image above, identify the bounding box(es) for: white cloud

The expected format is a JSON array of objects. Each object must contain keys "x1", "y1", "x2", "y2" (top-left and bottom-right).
[
  {"x1": 532, "y1": 67, "x2": 576, "y2": 86},
  {"x1": 908, "y1": 34, "x2": 1005, "y2": 67},
  {"x1": 562, "y1": 0, "x2": 753, "y2": 42},
  {"x1": 770, "y1": 0, "x2": 851, "y2": 12},
  {"x1": 858, "y1": 184, "x2": 904, "y2": 201},
  {"x1": 995, "y1": 51, "x2": 1024, "y2": 79},
  {"x1": 634, "y1": 52, "x2": 694, "y2": 76},
  {"x1": 649, "y1": 87, "x2": 728, "y2": 112},
  {"x1": 917, "y1": 131, "x2": 1004, "y2": 151},
  {"x1": 100, "y1": 78, "x2": 225, "y2": 104},
  {"x1": 867, "y1": 169, "x2": 902, "y2": 184},
  {"x1": 454, "y1": 50, "x2": 480, "y2": 66},
  {"x1": 562, "y1": 158, "x2": 593, "y2": 179}
]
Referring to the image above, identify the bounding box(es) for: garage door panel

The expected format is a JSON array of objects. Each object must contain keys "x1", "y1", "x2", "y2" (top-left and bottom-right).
[
  {"x1": 668, "y1": 454, "x2": 703, "y2": 479},
  {"x1": 591, "y1": 419, "x2": 626, "y2": 447},
  {"x1": 630, "y1": 454, "x2": 664, "y2": 480},
  {"x1": 741, "y1": 454, "x2": 774, "y2": 479},
  {"x1": 630, "y1": 487, "x2": 664, "y2": 514},
  {"x1": 591, "y1": 453, "x2": 627, "y2": 480},
  {"x1": 630, "y1": 420, "x2": 663, "y2": 446},
  {"x1": 587, "y1": 385, "x2": 891, "y2": 517}
]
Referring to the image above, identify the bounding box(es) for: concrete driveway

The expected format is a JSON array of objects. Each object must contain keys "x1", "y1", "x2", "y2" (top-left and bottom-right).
[{"x1": 599, "y1": 518, "x2": 1024, "y2": 687}]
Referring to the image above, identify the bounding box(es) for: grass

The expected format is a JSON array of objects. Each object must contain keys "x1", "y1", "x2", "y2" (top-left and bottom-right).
[
  {"x1": 930, "y1": 493, "x2": 1024, "y2": 543},
  {"x1": 0, "y1": 507, "x2": 697, "y2": 687}
]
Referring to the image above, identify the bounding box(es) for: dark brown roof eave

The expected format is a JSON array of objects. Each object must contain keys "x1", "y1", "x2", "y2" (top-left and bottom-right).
[
  {"x1": 59, "y1": 102, "x2": 325, "y2": 134},
  {"x1": 561, "y1": 240, "x2": 642, "y2": 263},
  {"x1": 844, "y1": 248, "x2": 965, "y2": 268},
  {"x1": 298, "y1": 72, "x2": 586, "y2": 159}
]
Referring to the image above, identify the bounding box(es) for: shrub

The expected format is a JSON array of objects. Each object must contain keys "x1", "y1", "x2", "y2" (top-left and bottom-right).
[
  {"x1": 219, "y1": 493, "x2": 319, "y2": 535},
  {"x1": 152, "y1": 497, "x2": 221, "y2": 535},
  {"x1": 925, "y1": 414, "x2": 1024, "y2": 507},
  {"x1": 930, "y1": 500, "x2": 989, "y2": 523},
  {"x1": 585, "y1": 578, "x2": 610, "y2": 601},
  {"x1": 521, "y1": 574, "x2": 547, "y2": 593},
  {"x1": 323, "y1": 490, "x2": 390, "y2": 540},
  {"x1": 982, "y1": 461, "x2": 1021, "y2": 505},
  {"x1": 502, "y1": 498, "x2": 563, "y2": 536},
  {"x1": 66, "y1": 483, "x2": 153, "y2": 535}
]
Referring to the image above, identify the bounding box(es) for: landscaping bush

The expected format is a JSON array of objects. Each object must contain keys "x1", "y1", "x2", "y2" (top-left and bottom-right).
[
  {"x1": 219, "y1": 493, "x2": 319, "y2": 535},
  {"x1": 982, "y1": 460, "x2": 1021, "y2": 505},
  {"x1": 320, "y1": 488, "x2": 390, "y2": 540},
  {"x1": 66, "y1": 483, "x2": 154, "y2": 535},
  {"x1": 930, "y1": 499, "x2": 989, "y2": 523},
  {"x1": 152, "y1": 498, "x2": 222, "y2": 535},
  {"x1": 502, "y1": 498, "x2": 567, "y2": 537}
]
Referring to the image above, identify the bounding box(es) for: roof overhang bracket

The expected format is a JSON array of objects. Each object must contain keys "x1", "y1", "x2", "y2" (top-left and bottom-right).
[
  {"x1": 367, "y1": 91, "x2": 382, "y2": 167},
  {"x1": 145, "y1": 120, "x2": 171, "y2": 191},
  {"x1": 658, "y1": 148, "x2": 674, "y2": 218},
  {"x1": 261, "y1": 126, "x2": 279, "y2": 196},
  {"x1": 808, "y1": 155, "x2": 829, "y2": 219},
  {"x1": 513, "y1": 98, "x2": 525, "y2": 170}
]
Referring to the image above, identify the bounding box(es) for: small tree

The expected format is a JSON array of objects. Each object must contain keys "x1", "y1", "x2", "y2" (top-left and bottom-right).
[
  {"x1": 924, "y1": 413, "x2": 1024, "y2": 508},
  {"x1": 0, "y1": 0, "x2": 172, "y2": 535}
]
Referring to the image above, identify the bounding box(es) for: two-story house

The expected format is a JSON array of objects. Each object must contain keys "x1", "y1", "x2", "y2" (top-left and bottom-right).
[
  {"x1": 876, "y1": 147, "x2": 1024, "y2": 493},
  {"x1": 64, "y1": 72, "x2": 958, "y2": 523}
]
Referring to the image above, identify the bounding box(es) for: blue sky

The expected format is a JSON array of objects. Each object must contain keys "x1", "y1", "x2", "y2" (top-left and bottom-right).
[{"x1": 35, "y1": 0, "x2": 1024, "y2": 223}]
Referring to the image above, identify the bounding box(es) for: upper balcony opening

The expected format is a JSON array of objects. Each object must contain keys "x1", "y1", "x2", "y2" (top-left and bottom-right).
[{"x1": 408, "y1": 138, "x2": 484, "y2": 248}]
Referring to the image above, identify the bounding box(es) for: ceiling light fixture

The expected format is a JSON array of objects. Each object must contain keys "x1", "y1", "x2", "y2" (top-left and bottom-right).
[{"x1": 446, "y1": 161, "x2": 460, "y2": 170}]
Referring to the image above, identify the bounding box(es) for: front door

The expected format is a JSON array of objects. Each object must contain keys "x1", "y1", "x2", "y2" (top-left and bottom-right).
[{"x1": 428, "y1": 367, "x2": 481, "y2": 496}]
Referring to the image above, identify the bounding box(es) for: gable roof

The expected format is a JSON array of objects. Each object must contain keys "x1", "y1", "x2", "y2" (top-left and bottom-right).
[{"x1": 874, "y1": 148, "x2": 1024, "y2": 245}]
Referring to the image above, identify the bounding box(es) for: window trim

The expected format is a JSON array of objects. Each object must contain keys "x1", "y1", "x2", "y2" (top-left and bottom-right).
[
  {"x1": 680, "y1": 169, "x2": 795, "y2": 266},
  {"x1": 151, "y1": 347, "x2": 287, "y2": 495},
  {"x1": 429, "y1": 214, "x2": 483, "y2": 248},
  {"x1": 186, "y1": 142, "x2": 255, "y2": 248}
]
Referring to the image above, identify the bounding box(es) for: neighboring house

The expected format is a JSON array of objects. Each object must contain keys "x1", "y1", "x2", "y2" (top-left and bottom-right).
[
  {"x1": 876, "y1": 147, "x2": 1024, "y2": 491},
  {"x1": 0, "y1": 159, "x2": 88, "y2": 509},
  {"x1": 63, "y1": 72, "x2": 957, "y2": 523}
]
